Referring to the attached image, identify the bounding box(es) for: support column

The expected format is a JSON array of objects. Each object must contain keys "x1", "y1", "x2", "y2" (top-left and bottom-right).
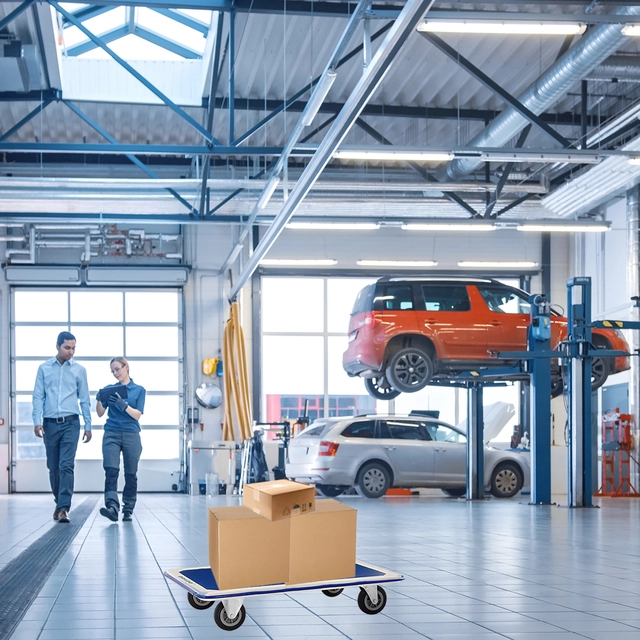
[
  {"x1": 627, "y1": 187, "x2": 640, "y2": 487},
  {"x1": 466, "y1": 384, "x2": 484, "y2": 500}
]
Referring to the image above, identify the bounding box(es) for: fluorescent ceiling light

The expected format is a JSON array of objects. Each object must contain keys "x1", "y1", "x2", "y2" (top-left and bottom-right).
[
  {"x1": 403, "y1": 223, "x2": 495, "y2": 231},
  {"x1": 257, "y1": 176, "x2": 280, "y2": 209},
  {"x1": 334, "y1": 150, "x2": 453, "y2": 162},
  {"x1": 260, "y1": 259, "x2": 338, "y2": 266},
  {"x1": 418, "y1": 21, "x2": 586, "y2": 35},
  {"x1": 517, "y1": 223, "x2": 610, "y2": 232},
  {"x1": 287, "y1": 222, "x2": 380, "y2": 230},
  {"x1": 622, "y1": 25, "x2": 640, "y2": 36},
  {"x1": 357, "y1": 260, "x2": 438, "y2": 267},
  {"x1": 628, "y1": 157, "x2": 640, "y2": 165},
  {"x1": 301, "y1": 70, "x2": 337, "y2": 127},
  {"x1": 458, "y1": 261, "x2": 538, "y2": 268}
]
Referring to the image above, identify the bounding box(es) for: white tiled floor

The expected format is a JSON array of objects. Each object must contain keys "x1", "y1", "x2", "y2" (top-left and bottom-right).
[{"x1": 3, "y1": 493, "x2": 640, "y2": 639}]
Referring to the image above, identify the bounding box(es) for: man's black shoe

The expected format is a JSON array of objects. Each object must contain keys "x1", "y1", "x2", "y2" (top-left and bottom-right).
[
  {"x1": 100, "y1": 506, "x2": 119, "y2": 522},
  {"x1": 122, "y1": 512, "x2": 133, "y2": 522}
]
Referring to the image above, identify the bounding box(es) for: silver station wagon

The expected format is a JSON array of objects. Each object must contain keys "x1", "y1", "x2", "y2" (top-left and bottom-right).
[{"x1": 286, "y1": 415, "x2": 530, "y2": 499}]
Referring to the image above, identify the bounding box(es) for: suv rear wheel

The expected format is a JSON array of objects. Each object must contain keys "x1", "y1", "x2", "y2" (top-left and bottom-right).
[
  {"x1": 356, "y1": 462, "x2": 391, "y2": 499},
  {"x1": 386, "y1": 347, "x2": 434, "y2": 393},
  {"x1": 364, "y1": 376, "x2": 401, "y2": 400},
  {"x1": 490, "y1": 462, "x2": 523, "y2": 498}
]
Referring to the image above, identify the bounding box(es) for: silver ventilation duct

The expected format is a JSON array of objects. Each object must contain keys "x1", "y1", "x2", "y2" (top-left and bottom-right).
[
  {"x1": 440, "y1": 7, "x2": 640, "y2": 181},
  {"x1": 590, "y1": 55, "x2": 640, "y2": 82}
]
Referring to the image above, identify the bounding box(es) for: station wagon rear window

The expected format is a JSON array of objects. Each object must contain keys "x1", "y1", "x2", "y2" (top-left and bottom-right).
[{"x1": 341, "y1": 420, "x2": 376, "y2": 438}]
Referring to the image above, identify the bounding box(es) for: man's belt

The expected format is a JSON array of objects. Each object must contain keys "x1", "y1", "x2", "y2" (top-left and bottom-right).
[{"x1": 43, "y1": 414, "x2": 79, "y2": 424}]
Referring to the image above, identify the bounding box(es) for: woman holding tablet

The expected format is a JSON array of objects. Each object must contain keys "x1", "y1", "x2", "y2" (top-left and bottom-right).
[{"x1": 97, "y1": 357, "x2": 146, "y2": 522}]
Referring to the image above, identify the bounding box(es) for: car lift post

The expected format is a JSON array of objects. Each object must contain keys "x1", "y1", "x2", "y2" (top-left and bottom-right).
[
  {"x1": 466, "y1": 382, "x2": 484, "y2": 500},
  {"x1": 528, "y1": 294, "x2": 553, "y2": 505}
]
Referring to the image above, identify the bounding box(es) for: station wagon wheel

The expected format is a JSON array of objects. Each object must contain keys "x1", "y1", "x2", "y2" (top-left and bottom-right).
[
  {"x1": 187, "y1": 593, "x2": 214, "y2": 610},
  {"x1": 214, "y1": 602, "x2": 246, "y2": 630},
  {"x1": 364, "y1": 376, "x2": 401, "y2": 400},
  {"x1": 386, "y1": 347, "x2": 434, "y2": 393},
  {"x1": 490, "y1": 462, "x2": 523, "y2": 498},
  {"x1": 356, "y1": 462, "x2": 391, "y2": 499}
]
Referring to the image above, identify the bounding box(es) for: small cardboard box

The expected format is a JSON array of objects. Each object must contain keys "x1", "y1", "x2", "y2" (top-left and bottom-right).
[
  {"x1": 288, "y1": 499, "x2": 357, "y2": 584},
  {"x1": 208, "y1": 506, "x2": 289, "y2": 590},
  {"x1": 243, "y1": 480, "x2": 316, "y2": 521}
]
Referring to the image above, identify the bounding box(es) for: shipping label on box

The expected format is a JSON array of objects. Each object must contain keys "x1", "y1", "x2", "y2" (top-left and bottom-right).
[
  {"x1": 243, "y1": 480, "x2": 315, "y2": 521},
  {"x1": 288, "y1": 499, "x2": 357, "y2": 585},
  {"x1": 208, "y1": 506, "x2": 289, "y2": 590}
]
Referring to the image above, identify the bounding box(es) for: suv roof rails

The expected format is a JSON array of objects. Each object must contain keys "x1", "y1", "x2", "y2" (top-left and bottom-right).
[
  {"x1": 376, "y1": 276, "x2": 495, "y2": 284},
  {"x1": 409, "y1": 409, "x2": 440, "y2": 419}
]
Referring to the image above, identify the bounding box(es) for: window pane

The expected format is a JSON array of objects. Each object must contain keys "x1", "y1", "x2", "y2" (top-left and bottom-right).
[
  {"x1": 15, "y1": 327, "x2": 59, "y2": 357},
  {"x1": 70, "y1": 326, "x2": 124, "y2": 356},
  {"x1": 328, "y1": 336, "x2": 366, "y2": 395},
  {"x1": 263, "y1": 336, "x2": 323, "y2": 395},
  {"x1": 386, "y1": 419, "x2": 427, "y2": 440},
  {"x1": 17, "y1": 428, "x2": 46, "y2": 459},
  {"x1": 327, "y1": 278, "x2": 376, "y2": 333},
  {"x1": 71, "y1": 291, "x2": 123, "y2": 322},
  {"x1": 341, "y1": 420, "x2": 375, "y2": 438},
  {"x1": 15, "y1": 291, "x2": 67, "y2": 322},
  {"x1": 477, "y1": 285, "x2": 530, "y2": 315},
  {"x1": 139, "y1": 395, "x2": 179, "y2": 425},
  {"x1": 80, "y1": 360, "x2": 118, "y2": 391},
  {"x1": 140, "y1": 429, "x2": 179, "y2": 459},
  {"x1": 16, "y1": 395, "x2": 33, "y2": 425},
  {"x1": 422, "y1": 284, "x2": 470, "y2": 312},
  {"x1": 125, "y1": 327, "x2": 179, "y2": 356},
  {"x1": 125, "y1": 291, "x2": 179, "y2": 323},
  {"x1": 128, "y1": 361, "x2": 179, "y2": 391},
  {"x1": 15, "y1": 361, "x2": 42, "y2": 392},
  {"x1": 262, "y1": 278, "x2": 324, "y2": 333},
  {"x1": 376, "y1": 285, "x2": 414, "y2": 311}
]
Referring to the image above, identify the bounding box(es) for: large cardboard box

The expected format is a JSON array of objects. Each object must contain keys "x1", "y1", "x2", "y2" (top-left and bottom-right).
[
  {"x1": 208, "y1": 506, "x2": 289, "y2": 590},
  {"x1": 288, "y1": 499, "x2": 357, "y2": 584},
  {"x1": 243, "y1": 480, "x2": 315, "y2": 521}
]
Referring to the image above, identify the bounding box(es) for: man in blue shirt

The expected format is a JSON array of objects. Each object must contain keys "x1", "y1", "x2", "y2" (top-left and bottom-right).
[{"x1": 32, "y1": 332, "x2": 92, "y2": 524}]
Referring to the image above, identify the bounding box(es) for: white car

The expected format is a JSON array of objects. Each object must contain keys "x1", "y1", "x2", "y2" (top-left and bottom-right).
[{"x1": 286, "y1": 414, "x2": 530, "y2": 499}]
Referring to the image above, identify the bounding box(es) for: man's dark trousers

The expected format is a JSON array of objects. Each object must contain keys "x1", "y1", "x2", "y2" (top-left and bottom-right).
[{"x1": 42, "y1": 416, "x2": 81, "y2": 510}]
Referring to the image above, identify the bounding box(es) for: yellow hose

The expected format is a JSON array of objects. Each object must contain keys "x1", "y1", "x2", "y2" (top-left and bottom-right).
[{"x1": 222, "y1": 301, "x2": 253, "y2": 441}]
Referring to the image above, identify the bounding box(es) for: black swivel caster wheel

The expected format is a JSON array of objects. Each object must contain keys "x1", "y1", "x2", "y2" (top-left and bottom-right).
[
  {"x1": 322, "y1": 588, "x2": 344, "y2": 597},
  {"x1": 187, "y1": 593, "x2": 214, "y2": 610},
  {"x1": 214, "y1": 602, "x2": 247, "y2": 631},
  {"x1": 357, "y1": 586, "x2": 387, "y2": 614}
]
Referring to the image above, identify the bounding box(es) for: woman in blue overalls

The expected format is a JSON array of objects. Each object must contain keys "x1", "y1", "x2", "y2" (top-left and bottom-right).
[{"x1": 97, "y1": 357, "x2": 146, "y2": 522}]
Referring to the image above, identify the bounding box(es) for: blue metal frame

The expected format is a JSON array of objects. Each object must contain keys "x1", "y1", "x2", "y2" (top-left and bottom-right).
[
  {"x1": 228, "y1": 9, "x2": 235, "y2": 143},
  {"x1": 66, "y1": 25, "x2": 129, "y2": 56},
  {"x1": 63, "y1": 100, "x2": 198, "y2": 215},
  {"x1": 134, "y1": 25, "x2": 201, "y2": 58},
  {"x1": 0, "y1": 0, "x2": 35, "y2": 32},
  {"x1": 0, "y1": 142, "x2": 289, "y2": 155},
  {"x1": 51, "y1": 0, "x2": 222, "y2": 146},
  {"x1": 150, "y1": 7, "x2": 209, "y2": 35},
  {"x1": 0, "y1": 101, "x2": 52, "y2": 143},
  {"x1": 62, "y1": 4, "x2": 114, "y2": 26},
  {"x1": 31, "y1": 4, "x2": 52, "y2": 90},
  {"x1": 466, "y1": 384, "x2": 484, "y2": 500}
]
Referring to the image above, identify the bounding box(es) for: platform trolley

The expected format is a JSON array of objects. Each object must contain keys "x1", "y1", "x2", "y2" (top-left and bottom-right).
[{"x1": 164, "y1": 561, "x2": 404, "y2": 631}]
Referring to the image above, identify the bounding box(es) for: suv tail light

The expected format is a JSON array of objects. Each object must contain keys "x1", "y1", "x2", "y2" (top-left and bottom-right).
[
  {"x1": 359, "y1": 312, "x2": 381, "y2": 328},
  {"x1": 318, "y1": 441, "x2": 339, "y2": 456}
]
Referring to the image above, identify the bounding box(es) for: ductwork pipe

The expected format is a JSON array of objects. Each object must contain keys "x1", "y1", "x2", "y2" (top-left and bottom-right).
[
  {"x1": 590, "y1": 55, "x2": 640, "y2": 82},
  {"x1": 441, "y1": 6, "x2": 640, "y2": 181},
  {"x1": 5, "y1": 228, "x2": 35, "y2": 264}
]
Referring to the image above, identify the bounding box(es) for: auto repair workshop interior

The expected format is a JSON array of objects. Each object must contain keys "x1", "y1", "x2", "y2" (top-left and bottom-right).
[{"x1": 6, "y1": 1, "x2": 640, "y2": 639}]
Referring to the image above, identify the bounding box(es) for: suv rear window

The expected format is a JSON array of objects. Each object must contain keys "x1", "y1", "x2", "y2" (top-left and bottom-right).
[
  {"x1": 421, "y1": 284, "x2": 470, "y2": 312},
  {"x1": 373, "y1": 284, "x2": 414, "y2": 311},
  {"x1": 341, "y1": 420, "x2": 375, "y2": 438},
  {"x1": 351, "y1": 284, "x2": 376, "y2": 315}
]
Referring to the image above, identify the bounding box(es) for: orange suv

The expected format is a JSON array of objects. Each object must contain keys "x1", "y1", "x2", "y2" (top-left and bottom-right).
[{"x1": 343, "y1": 277, "x2": 630, "y2": 399}]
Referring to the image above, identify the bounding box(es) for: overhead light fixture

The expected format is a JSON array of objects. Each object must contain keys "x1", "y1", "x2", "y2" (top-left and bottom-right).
[
  {"x1": 357, "y1": 260, "x2": 438, "y2": 267},
  {"x1": 418, "y1": 21, "x2": 586, "y2": 35},
  {"x1": 517, "y1": 223, "x2": 610, "y2": 232},
  {"x1": 301, "y1": 70, "x2": 337, "y2": 127},
  {"x1": 628, "y1": 157, "x2": 640, "y2": 165},
  {"x1": 403, "y1": 223, "x2": 495, "y2": 231},
  {"x1": 622, "y1": 25, "x2": 640, "y2": 36},
  {"x1": 286, "y1": 222, "x2": 380, "y2": 230},
  {"x1": 260, "y1": 258, "x2": 338, "y2": 266},
  {"x1": 257, "y1": 176, "x2": 280, "y2": 209},
  {"x1": 458, "y1": 261, "x2": 538, "y2": 268},
  {"x1": 334, "y1": 150, "x2": 453, "y2": 162}
]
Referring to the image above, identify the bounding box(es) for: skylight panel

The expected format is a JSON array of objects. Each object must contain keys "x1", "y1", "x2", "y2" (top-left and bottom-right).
[
  {"x1": 78, "y1": 33, "x2": 185, "y2": 61},
  {"x1": 59, "y1": 2, "x2": 88, "y2": 12},
  {"x1": 62, "y1": 6, "x2": 126, "y2": 50},
  {"x1": 177, "y1": 9, "x2": 212, "y2": 25},
  {"x1": 137, "y1": 8, "x2": 207, "y2": 55}
]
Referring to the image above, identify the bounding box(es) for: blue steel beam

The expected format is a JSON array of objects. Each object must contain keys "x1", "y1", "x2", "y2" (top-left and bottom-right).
[
  {"x1": 0, "y1": 142, "x2": 288, "y2": 155},
  {"x1": 50, "y1": 0, "x2": 222, "y2": 146},
  {"x1": 150, "y1": 8, "x2": 209, "y2": 35},
  {"x1": 232, "y1": 21, "x2": 393, "y2": 146},
  {"x1": 228, "y1": 9, "x2": 235, "y2": 143},
  {"x1": 0, "y1": 100, "x2": 52, "y2": 143},
  {"x1": 62, "y1": 4, "x2": 114, "y2": 26},
  {"x1": 31, "y1": 5, "x2": 51, "y2": 89},
  {"x1": 63, "y1": 100, "x2": 198, "y2": 215},
  {"x1": 133, "y1": 25, "x2": 201, "y2": 58},
  {"x1": 66, "y1": 25, "x2": 129, "y2": 56},
  {"x1": 0, "y1": 0, "x2": 35, "y2": 32}
]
